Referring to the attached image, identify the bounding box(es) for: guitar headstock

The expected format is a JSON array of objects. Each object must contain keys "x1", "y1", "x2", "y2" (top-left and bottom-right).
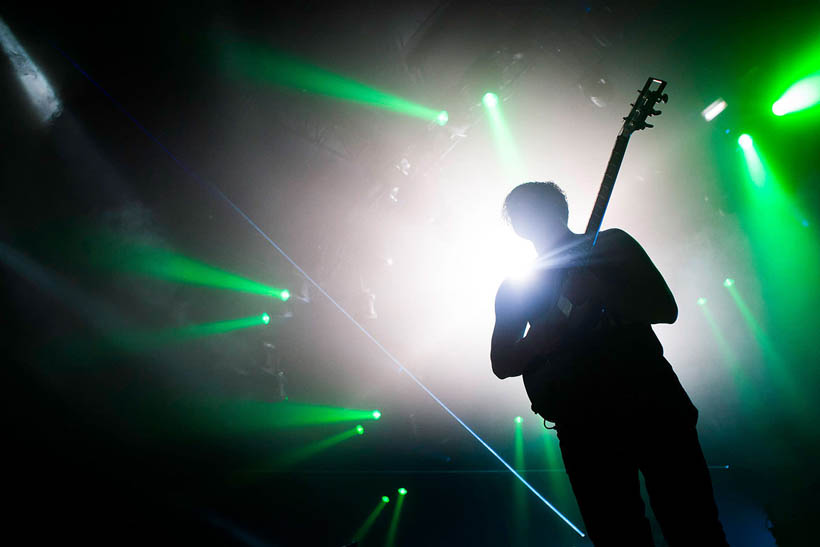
[{"x1": 621, "y1": 77, "x2": 668, "y2": 136}]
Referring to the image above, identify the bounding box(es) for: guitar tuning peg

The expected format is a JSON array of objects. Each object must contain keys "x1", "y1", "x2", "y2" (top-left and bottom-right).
[
  {"x1": 644, "y1": 122, "x2": 654, "y2": 128},
  {"x1": 651, "y1": 109, "x2": 662, "y2": 116},
  {"x1": 660, "y1": 93, "x2": 669, "y2": 103}
]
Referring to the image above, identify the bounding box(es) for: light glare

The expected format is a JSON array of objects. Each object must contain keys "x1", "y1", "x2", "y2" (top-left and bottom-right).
[
  {"x1": 701, "y1": 98, "x2": 727, "y2": 121},
  {"x1": 482, "y1": 92, "x2": 499, "y2": 108},
  {"x1": 772, "y1": 74, "x2": 820, "y2": 116}
]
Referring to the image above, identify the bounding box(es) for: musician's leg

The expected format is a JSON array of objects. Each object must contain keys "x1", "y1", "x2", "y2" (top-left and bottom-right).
[
  {"x1": 639, "y1": 420, "x2": 729, "y2": 546},
  {"x1": 558, "y1": 424, "x2": 655, "y2": 546}
]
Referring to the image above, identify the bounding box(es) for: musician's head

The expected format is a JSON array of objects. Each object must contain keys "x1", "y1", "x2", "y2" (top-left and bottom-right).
[{"x1": 503, "y1": 181, "x2": 570, "y2": 250}]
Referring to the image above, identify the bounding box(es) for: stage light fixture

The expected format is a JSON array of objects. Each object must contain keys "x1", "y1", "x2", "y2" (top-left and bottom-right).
[
  {"x1": 437, "y1": 110, "x2": 449, "y2": 125},
  {"x1": 772, "y1": 73, "x2": 820, "y2": 116},
  {"x1": 483, "y1": 92, "x2": 499, "y2": 108},
  {"x1": 382, "y1": 496, "x2": 390, "y2": 503},
  {"x1": 514, "y1": 416, "x2": 523, "y2": 424},
  {"x1": 356, "y1": 424, "x2": 365, "y2": 435},
  {"x1": 723, "y1": 278, "x2": 735, "y2": 288},
  {"x1": 701, "y1": 98, "x2": 727, "y2": 121},
  {"x1": 738, "y1": 134, "x2": 753, "y2": 149},
  {"x1": 261, "y1": 313, "x2": 271, "y2": 324},
  {"x1": 280, "y1": 289, "x2": 291, "y2": 301},
  {"x1": 397, "y1": 488, "x2": 407, "y2": 496},
  {"x1": 372, "y1": 410, "x2": 382, "y2": 420},
  {"x1": 0, "y1": 18, "x2": 61, "y2": 123},
  {"x1": 697, "y1": 297, "x2": 707, "y2": 306}
]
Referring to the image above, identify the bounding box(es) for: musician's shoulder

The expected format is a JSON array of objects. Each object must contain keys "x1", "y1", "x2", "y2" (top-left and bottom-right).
[{"x1": 596, "y1": 228, "x2": 639, "y2": 248}]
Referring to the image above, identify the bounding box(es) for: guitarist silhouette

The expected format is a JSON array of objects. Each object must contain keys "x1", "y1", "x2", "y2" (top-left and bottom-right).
[{"x1": 491, "y1": 183, "x2": 729, "y2": 545}]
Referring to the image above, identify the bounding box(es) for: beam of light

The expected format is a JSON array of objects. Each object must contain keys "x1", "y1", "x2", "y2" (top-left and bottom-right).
[
  {"x1": 483, "y1": 93, "x2": 524, "y2": 179},
  {"x1": 697, "y1": 298, "x2": 737, "y2": 366},
  {"x1": 723, "y1": 281, "x2": 803, "y2": 407},
  {"x1": 221, "y1": 40, "x2": 446, "y2": 124},
  {"x1": 738, "y1": 134, "x2": 765, "y2": 187},
  {"x1": 696, "y1": 298, "x2": 754, "y2": 408},
  {"x1": 701, "y1": 98, "x2": 727, "y2": 121},
  {"x1": 483, "y1": 92, "x2": 499, "y2": 108},
  {"x1": 513, "y1": 417, "x2": 529, "y2": 546},
  {"x1": 734, "y1": 132, "x2": 820, "y2": 328},
  {"x1": 56, "y1": 48, "x2": 585, "y2": 537},
  {"x1": 351, "y1": 497, "x2": 389, "y2": 543},
  {"x1": 542, "y1": 432, "x2": 574, "y2": 509},
  {"x1": 277, "y1": 426, "x2": 363, "y2": 466},
  {"x1": 0, "y1": 18, "x2": 61, "y2": 123},
  {"x1": 100, "y1": 243, "x2": 290, "y2": 300},
  {"x1": 98, "y1": 313, "x2": 271, "y2": 353},
  {"x1": 772, "y1": 73, "x2": 820, "y2": 116},
  {"x1": 195, "y1": 401, "x2": 384, "y2": 431},
  {"x1": 385, "y1": 488, "x2": 406, "y2": 547},
  {"x1": 724, "y1": 282, "x2": 783, "y2": 368}
]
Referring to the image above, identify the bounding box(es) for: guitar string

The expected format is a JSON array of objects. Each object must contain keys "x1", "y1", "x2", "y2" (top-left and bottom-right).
[{"x1": 52, "y1": 44, "x2": 586, "y2": 538}]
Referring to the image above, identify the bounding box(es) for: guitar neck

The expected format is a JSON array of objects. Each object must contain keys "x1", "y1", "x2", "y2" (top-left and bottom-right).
[{"x1": 581, "y1": 133, "x2": 631, "y2": 257}]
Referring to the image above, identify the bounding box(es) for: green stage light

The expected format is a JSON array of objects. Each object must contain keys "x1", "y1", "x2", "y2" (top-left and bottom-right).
[
  {"x1": 278, "y1": 426, "x2": 362, "y2": 466},
  {"x1": 514, "y1": 416, "x2": 523, "y2": 424},
  {"x1": 737, "y1": 134, "x2": 765, "y2": 187},
  {"x1": 437, "y1": 110, "x2": 449, "y2": 126},
  {"x1": 223, "y1": 41, "x2": 445, "y2": 124},
  {"x1": 352, "y1": 498, "x2": 389, "y2": 542},
  {"x1": 261, "y1": 313, "x2": 270, "y2": 325},
  {"x1": 372, "y1": 410, "x2": 382, "y2": 420},
  {"x1": 483, "y1": 92, "x2": 499, "y2": 108},
  {"x1": 697, "y1": 297, "x2": 707, "y2": 306},
  {"x1": 386, "y1": 488, "x2": 406, "y2": 547},
  {"x1": 701, "y1": 98, "x2": 727, "y2": 122},
  {"x1": 96, "y1": 240, "x2": 290, "y2": 300},
  {"x1": 772, "y1": 73, "x2": 820, "y2": 116},
  {"x1": 397, "y1": 488, "x2": 407, "y2": 496},
  {"x1": 723, "y1": 278, "x2": 735, "y2": 288}
]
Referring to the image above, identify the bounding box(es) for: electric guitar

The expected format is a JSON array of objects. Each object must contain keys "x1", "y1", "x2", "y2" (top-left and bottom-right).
[{"x1": 522, "y1": 77, "x2": 669, "y2": 420}]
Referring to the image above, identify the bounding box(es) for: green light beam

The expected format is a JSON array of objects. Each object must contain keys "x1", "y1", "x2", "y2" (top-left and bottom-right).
[
  {"x1": 724, "y1": 283, "x2": 782, "y2": 367},
  {"x1": 278, "y1": 426, "x2": 362, "y2": 467},
  {"x1": 773, "y1": 72, "x2": 820, "y2": 116},
  {"x1": 351, "y1": 497, "x2": 388, "y2": 543},
  {"x1": 697, "y1": 299, "x2": 737, "y2": 367},
  {"x1": 738, "y1": 134, "x2": 765, "y2": 187},
  {"x1": 385, "y1": 488, "x2": 406, "y2": 547},
  {"x1": 112, "y1": 244, "x2": 290, "y2": 300},
  {"x1": 484, "y1": 94, "x2": 524, "y2": 178},
  {"x1": 101, "y1": 313, "x2": 271, "y2": 353},
  {"x1": 542, "y1": 432, "x2": 574, "y2": 516},
  {"x1": 181, "y1": 401, "x2": 383, "y2": 434},
  {"x1": 513, "y1": 418, "x2": 529, "y2": 546},
  {"x1": 223, "y1": 41, "x2": 447, "y2": 124}
]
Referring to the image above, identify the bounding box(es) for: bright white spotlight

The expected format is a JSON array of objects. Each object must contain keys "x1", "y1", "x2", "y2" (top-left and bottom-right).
[
  {"x1": 701, "y1": 98, "x2": 727, "y2": 122},
  {"x1": 0, "y1": 18, "x2": 62, "y2": 124}
]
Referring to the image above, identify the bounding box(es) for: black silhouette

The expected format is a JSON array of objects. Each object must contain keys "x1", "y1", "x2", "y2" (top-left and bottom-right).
[{"x1": 491, "y1": 182, "x2": 729, "y2": 546}]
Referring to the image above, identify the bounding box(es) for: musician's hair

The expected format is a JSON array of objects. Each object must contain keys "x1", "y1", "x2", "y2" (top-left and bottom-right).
[{"x1": 502, "y1": 181, "x2": 569, "y2": 226}]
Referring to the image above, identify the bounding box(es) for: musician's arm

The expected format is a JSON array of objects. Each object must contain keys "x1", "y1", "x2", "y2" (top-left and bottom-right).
[
  {"x1": 491, "y1": 282, "x2": 567, "y2": 379},
  {"x1": 594, "y1": 229, "x2": 677, "y2": 325}
]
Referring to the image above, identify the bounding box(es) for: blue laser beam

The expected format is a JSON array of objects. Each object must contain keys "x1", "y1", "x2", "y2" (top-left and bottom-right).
[{"x1": 55, "y1": 46, "x2": 585, "y2": 537}]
